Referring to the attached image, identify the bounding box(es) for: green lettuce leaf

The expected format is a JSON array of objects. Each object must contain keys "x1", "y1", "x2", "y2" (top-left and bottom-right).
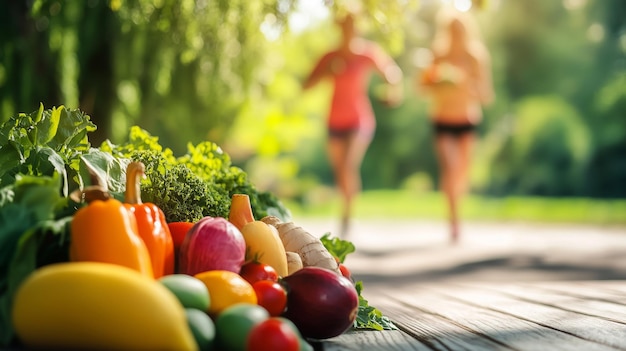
[
  {"x1": 0, "y1": 174, "x2": 72, "y2": 346},
  {"x1": 0, "y1": 104, "x2": 97, "y2": 196}
]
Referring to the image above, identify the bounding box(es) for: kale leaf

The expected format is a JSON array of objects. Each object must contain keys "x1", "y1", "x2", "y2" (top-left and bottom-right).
[{"x1": 100, "y1": 126, "x2": 291, "y2": 223}]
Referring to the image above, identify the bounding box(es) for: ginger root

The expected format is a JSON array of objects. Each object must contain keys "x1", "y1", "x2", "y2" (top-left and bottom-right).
[
  {"x1": 285, "y1": 251, "x2": 303, "y2": 275},
  {"x1": 261, "y1": 216, "x2": 339, "y2": 274}
]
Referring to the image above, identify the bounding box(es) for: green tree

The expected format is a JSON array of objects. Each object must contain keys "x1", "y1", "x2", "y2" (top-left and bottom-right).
[{"x1": 0, "y1": 0, "x2": 418, "y2": 154}]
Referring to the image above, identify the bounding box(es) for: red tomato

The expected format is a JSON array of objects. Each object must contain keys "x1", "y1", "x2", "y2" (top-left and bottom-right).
[
  {"x1": 247, "y1": 318, "x2": 299, "y2": 351},
  {"x1": 239, "y1": 261, "x2": 279, "y2": 285},
  {"x1": 339, "y1": 263, "x2": 351, "y2": 280},
  {"x1": 252, "y1": 280, "x2": 287, "y2": 316}
]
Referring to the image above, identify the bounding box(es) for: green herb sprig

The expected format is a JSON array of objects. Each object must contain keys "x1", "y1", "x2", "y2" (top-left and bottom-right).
[{"x1": 320, "y1": 234, "x2": 397, "y2": 331}]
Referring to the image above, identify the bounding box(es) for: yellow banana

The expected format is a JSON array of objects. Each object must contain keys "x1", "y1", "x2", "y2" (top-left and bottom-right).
[
  {"x1": 240, "y1": 221, "x2": 289, "y2": 277},
  {"x1": 12, "y1": 262, "x2": 197, "y2": 351}
]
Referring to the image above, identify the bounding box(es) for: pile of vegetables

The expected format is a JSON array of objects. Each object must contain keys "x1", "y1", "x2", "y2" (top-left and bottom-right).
[{"x1": 0, "y1": 105, "x2": 394, "y2": 349}]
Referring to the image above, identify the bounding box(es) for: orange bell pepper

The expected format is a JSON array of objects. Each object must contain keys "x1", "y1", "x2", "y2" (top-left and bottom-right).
[
  {"x1": 70, "y1": 186, "x2": 154, "y2": 278},
  {"x1": 124, "y1": 161, "x2": 175, "y2": 278}
]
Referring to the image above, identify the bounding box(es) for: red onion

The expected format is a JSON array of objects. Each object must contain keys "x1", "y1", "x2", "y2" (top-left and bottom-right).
[
  {"x1": 281, "y1": 266, "x2": 358, "y2": 339},
  {"x1": 178, "y1": 216, "x2": 246, "y2": 275}
]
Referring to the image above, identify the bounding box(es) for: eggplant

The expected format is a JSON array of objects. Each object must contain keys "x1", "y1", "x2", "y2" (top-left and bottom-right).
[{"x1": 281, "y1": 266, "x2": 358, "y2": 339}]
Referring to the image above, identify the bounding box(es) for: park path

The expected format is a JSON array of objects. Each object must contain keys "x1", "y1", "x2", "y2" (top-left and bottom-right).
[{"x1": 294, "y1": 218, "x2": 626, "y2": 287}]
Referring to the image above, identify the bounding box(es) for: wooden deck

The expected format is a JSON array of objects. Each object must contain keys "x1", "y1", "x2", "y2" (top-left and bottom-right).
[{"x1": 318, "y1": 280, "x2": 626, "y2": 350}]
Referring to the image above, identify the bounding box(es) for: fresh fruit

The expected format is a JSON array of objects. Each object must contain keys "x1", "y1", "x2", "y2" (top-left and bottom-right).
[
  {"x1": 239, "y1": 261, "x2": 279, "y2": 285},
  {"x1": 186, "y1": 308, "x2": 215, "y2": 351},
  {"x1": 11, "y1": 262, "x2": 197, "y2": 351},
  {"x1": 273, "y1": 317, "x2": 315, "y2": 351},
  {"x1": 159, "y1": 274, "x2": 210, "y2": 311},
  {"x1": 194, "y1": 270, "x2": 256, "y2": 316},
  {"x1": 338, "y1": 263, "x2": 351, "y2": 280},
  {"x1": 215, "y1": 303, "x2": 269, "y2": 351},
  {"x1": 252, "y1": 280, "x2": 287, "y2": 316},
  {"x1": 246, "y1": 317, "x2": 300, "y2": 351},
  {"x1": 281, "y1": 266, "x2": 359, "y2": 339},
  {"x1": 179, "y1": 216, "x2": 246, "y2": 275},
  {"x1": 240, "y1": 220, "x2": 289, "y2": 277}
]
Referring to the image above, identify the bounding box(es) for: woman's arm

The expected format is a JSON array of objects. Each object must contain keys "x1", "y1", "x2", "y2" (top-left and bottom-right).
[
  {"x1": 369, "y1": 44, "x2": 402, "y2": 85},
  {"x1": 369, "y1": 44, "x2": 404, "y2": 106},
  {"x1": 303, "y1": 52, "x2": 334, "y2": 90}
]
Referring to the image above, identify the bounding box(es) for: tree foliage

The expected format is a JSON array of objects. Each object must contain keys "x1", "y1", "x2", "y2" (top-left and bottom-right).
[
  {"x1": 0, "y1": 0, "x2": 418, "y2": 153},
  {"x1": 0, "y1": 0, "x2": 624, "y2": 199}
]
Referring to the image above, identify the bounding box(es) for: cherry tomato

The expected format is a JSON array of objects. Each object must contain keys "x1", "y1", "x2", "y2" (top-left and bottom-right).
[
  {"x1": 339, "y1": 263, "x2": 351, "y2": 280},
  {"x1": 252, "y1": 280, "x2": 287, "y2": 316},
  {"x1": 239, "y1": 261, "x2": 279, "y2": 285},
  {"x1": 247, "y1": 318, "x2": 299, "y2": 351}
]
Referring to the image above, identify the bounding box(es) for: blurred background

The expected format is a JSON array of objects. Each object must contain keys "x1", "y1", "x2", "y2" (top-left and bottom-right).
[{"x1": 1, "y1": 0, "x2": 625, "y2": 225}]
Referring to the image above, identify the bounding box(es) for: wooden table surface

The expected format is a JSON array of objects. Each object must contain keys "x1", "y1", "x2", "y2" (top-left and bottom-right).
[{"x1": 318, "y1": 280, "x2": 626, "y2": 351}]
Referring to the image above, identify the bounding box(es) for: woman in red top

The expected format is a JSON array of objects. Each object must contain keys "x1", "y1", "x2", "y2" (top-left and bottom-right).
[{"x1": 303, "y1": 11, "x2": 403, "y2": 237}]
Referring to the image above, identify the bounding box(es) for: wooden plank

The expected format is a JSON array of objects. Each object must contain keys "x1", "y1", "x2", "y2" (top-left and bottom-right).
[
  {"x1": 522, "y1": 281, "x2": 626, "y2": 305},
  {"x1": 319, "y1": 329, "x2": 431, "y2": 351},
  {"x1": 477, "y1": 282, "x2": 626, "y2": 324},
  {"x1": 373, "y1": 297, "x2": 510, "y2": 351},
  {"x1": 423, "y1": 283, "x2": 626, "y2": 350},
  {"x1": 577, "y1": 281, "x2": 626, "y2": 295},
  {"x1": 372, "y1": 286, "x2": 618, "y2": 351}
]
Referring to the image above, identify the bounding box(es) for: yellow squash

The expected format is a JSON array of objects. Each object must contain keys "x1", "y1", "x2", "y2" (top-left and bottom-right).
[
  {"x1": 240, "y1": 221, "x2": 289, "y2": 277},
  {"x1": 12, "y1": 262, "x2": 197, "y2": 351}
]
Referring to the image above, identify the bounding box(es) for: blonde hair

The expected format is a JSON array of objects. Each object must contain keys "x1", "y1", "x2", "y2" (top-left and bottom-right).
[{"x1": 431, "y1": 7, "x2": 483, "y2": 57}]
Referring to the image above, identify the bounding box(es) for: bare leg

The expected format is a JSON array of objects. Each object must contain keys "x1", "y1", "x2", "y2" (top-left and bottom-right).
[
  {"x1": 435, "y1": 134, "x2": 460, "y2": 244},
  {"x1": 327, "y1": 131, "x2": 371, "y2": 237},
  {"x1": 456, "y1": 132, "x2": 475, "y2": 195},
  {"x1": 435, "y1": 132, "x2": 476, "y2": 244}
]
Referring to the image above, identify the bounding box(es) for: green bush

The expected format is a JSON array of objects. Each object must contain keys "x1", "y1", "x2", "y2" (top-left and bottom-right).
[{"x1": 485, "y1": 96, "x2": 591, "y2": 196}]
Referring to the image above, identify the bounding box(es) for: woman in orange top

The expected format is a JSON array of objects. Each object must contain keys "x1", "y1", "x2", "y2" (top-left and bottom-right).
[
  {"x1": 303, "y1": 11, "x2": 403, "y2": 237},
  {"x1": 419, "y1": 8, "x2": 494, "y2": 244}
]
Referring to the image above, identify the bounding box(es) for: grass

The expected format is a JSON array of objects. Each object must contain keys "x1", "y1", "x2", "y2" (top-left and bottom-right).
[{"x1": 282, "y1": 190, "x2": 626, "y2": 226}]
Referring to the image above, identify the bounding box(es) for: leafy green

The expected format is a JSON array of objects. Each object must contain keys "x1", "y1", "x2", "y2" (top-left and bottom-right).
[
  {"x1": 0, "y1": 104, "x2": 97, "y2": 195},
  {"x1": 0, "y1": 174, "x2": 73, "y2": 346},
  {"x1": 100, "y1": 126, "x2": 291, "y2": 223},
  {"x1": 354, "y1": 281, "x2": 397, "y2": 331},
  {"x1": 319, "y1": 234, "x2": 396, "y2": 331},
  {"x1": 0, "y1": 104, "x2": 105, "y2": 346},
  {"x1": 319, "y1": 233, "x2": 356, "y2": 263}
]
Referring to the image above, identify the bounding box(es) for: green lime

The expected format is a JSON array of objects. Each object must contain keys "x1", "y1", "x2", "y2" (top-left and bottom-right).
[
  {"x1": 185, "y1": 308, "x2": 215, "y2": 351},
  {"x1": 215, "y1": 303, "x2": 269, "y2": 351},
  {"x1": 159, "y1": 274, "x2": 210, "y2": 311}
]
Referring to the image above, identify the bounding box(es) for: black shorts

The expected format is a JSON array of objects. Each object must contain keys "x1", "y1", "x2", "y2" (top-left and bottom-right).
[
  {"x1": 328, "y1": 128, "x2": 358, "y2": 138},
  {"x1": 328, "y1": 127, "x2": 374, "y2": 141},
  {"x1": 433, "y1": 122, "x2": 477, "y2": 137}
]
